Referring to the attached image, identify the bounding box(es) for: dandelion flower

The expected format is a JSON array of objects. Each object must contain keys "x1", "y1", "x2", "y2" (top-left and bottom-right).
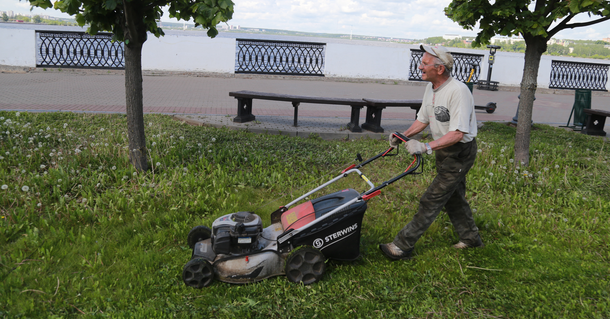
[
  {"x1": 156, "y1": 162, "x2": 161, "y2": 167},
  {"x1": 1, "y1": 185, "x2": 7, "y2": 190},
  {"x1": 211, "y1": 137, "x2": 216, "y2": 142},
  {"x1": 21, "y1": 185, "x2": 29, "y2": 192},
  {"x1": 111, "y1": 166, "x2": 116, "y2": 170},
  {"x1": 37, "y1": 203, "x2": 42, "y2": 207}
]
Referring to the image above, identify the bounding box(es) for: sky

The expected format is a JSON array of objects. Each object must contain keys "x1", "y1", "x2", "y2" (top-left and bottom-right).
[{"x1": 3, "y1": 0, "x2": 610, "y2": 40}]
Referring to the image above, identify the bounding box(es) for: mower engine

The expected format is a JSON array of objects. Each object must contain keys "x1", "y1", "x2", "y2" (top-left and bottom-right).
[{"x1": 211, "y1": 211, "x2": 263, "y2": 255}]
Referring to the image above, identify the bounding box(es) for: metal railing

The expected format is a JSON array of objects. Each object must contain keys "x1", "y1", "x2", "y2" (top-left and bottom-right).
[
  {"x1": 549, "y1": 60, "x2": 609, "y2": 91},
  {"x1": 235, "y1": 39, "x2": 325, "y2": 76},
  {"x1": 409, "y1": 49, "x2": 484, "y2": 83},
  {"x1": 36, "y1": 30, "x2": 125, "y2": 69}
]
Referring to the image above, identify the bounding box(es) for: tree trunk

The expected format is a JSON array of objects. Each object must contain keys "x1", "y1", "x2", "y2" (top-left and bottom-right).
[
  {"x1": 124, "y1": 42, "x2": 148, "y2": 171},
  {"x1": 514, "y1": 35, "x2": 546, "y2": 167}
]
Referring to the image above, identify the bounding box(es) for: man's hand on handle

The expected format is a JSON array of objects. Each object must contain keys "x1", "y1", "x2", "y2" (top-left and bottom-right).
[
  {"x1": 406, "y1": 140, "x2": 428, "y2": 155},
  {"x1": 389, "y1": 135, "x2": 400, "y2": 148}
]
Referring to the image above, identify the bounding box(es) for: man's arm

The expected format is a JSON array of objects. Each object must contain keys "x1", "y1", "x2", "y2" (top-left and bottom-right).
[
  {"x1": 429, "y1": 130, "x2": 464, "y2": 150},
  {"x1": 403, "y1": 120, "x2": 428, "y2": 138}
]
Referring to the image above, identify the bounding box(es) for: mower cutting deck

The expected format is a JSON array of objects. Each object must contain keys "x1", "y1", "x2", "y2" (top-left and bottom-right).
[{"x1": 182, "y1": 132, "x2": 422, "y2": 288}]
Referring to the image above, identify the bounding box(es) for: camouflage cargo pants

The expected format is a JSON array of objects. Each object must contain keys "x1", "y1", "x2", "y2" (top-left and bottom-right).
[{"x1": 394, "y1": 138, "x2": 481, "y2": 250}]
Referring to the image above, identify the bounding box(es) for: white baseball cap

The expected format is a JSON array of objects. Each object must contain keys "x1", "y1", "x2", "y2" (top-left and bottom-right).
[{"x1": 420, "y1": 44, "x2": 454, "y2": 71}]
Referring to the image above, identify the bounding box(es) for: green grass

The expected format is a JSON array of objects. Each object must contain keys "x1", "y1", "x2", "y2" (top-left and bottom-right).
[{"x1": 0, "y1": 111, "x2": 609, "y2": 318}]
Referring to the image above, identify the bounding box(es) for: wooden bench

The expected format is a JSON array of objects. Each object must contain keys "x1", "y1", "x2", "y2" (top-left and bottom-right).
[
  {"x1": 582, "y1": 109, "x2": 610, "y2": 136},
  {"x1": 229, "y1": 90, "x2": 422, "y2": 133},
  {"x1": 361, "y1": 98, "x2": 421, "y2": 133}
]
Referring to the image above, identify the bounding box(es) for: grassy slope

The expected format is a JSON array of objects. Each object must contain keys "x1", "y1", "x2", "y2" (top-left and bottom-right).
[{"x1": 0, "y1": 111, "x2": 608, "y2": 318}]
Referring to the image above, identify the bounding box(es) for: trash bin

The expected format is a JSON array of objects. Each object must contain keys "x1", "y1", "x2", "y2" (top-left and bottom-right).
[
  {"x1": 465, "y1": 82, "x2": 474, "y2": 94},
  {"x1": 572, "y1": 89, "x2": 591, "y2": 127}
]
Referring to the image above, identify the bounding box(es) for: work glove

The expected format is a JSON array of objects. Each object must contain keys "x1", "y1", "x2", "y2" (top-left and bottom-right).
[
  {"x1": 389, "y1": 135, "x2": 400, "y2": 148},
  {"x1": 406, "y1": 140, "x2": 427, "y2": 155}
]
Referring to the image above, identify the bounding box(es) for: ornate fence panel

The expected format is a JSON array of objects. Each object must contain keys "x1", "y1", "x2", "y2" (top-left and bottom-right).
[
  {"x1": 549, "y1": 60, "x2": 609, "y2": 91},
  {"x1": 409, "y1": 49, "x2": 484, "y2": 83},
  {"x1": 36, "y1": 30, "x2": 124, "y2": 69},
  {"x1": 235, "y1": 39, "x2": 325, "y2": 76}
]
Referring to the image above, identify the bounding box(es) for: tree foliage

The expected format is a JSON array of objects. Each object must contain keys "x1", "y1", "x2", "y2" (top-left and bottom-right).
[
  {"x1": 28, "y1": 0, "x2": 233, "y2": 40},
  {"x1": 446, "y1": 0, "x2": 610, "y2": 47}
]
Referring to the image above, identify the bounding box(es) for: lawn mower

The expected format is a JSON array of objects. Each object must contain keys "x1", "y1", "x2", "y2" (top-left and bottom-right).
[{"x1": 182, "y1": 132, "x2": 422, "y2": 288}]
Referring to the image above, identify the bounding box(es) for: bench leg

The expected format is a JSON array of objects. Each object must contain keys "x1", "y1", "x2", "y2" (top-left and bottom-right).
[
  {"x1": 582, "y1": 114, "x2": 607, "y2": 136},
  {"x1": 292, "y1": 102, "x2": 300, "y2": 127},
  {"x1": 361, "y1": 106, "x2": 385, "y2": 133},
  {"x1": 347, "y1": 105, "x2": 363, "y2": 132},
  {"x1": 233, "y1": 98, "x2": 256, "y2": 123}
]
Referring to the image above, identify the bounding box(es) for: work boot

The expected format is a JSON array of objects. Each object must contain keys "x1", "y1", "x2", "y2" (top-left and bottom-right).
[
  {"x1": 379, "y1": 242, "x2": 413, "y2": 260},
  {"x1": 453, "y1": 235, "x2": 484, "y2": 249}
]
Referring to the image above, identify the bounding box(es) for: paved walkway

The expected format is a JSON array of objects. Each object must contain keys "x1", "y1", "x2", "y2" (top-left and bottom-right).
[{"x1": 1, "y1": 68, "x2": 609, "y2": 140}]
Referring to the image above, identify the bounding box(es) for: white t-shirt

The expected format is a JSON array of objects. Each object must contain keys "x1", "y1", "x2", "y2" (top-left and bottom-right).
[{"x1": 416, "y1": 77, "x2": 477, "y2": 143}]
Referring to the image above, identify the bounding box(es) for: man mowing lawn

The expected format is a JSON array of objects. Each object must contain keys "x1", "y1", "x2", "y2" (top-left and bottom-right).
[{"x1": 380, "y1": 45, "x2": 483, "y2": 260}]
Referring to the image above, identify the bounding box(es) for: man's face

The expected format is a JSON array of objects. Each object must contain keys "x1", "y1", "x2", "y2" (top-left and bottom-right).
[{"x1": 418, "y1": 52, "x2": 443, "y2": 82}]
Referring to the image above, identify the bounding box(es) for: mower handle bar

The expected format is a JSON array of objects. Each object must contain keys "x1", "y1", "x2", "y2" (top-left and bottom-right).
[
  {"x1": 284, "y1": 131, "x2": 421, "y2": 209},
  {"x1": 276, "y1": 132, "x2": 422, "y2": 245}
]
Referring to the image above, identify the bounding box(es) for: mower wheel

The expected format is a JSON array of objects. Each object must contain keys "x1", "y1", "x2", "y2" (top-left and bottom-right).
[
  {"x1": 285, "y1": 246, "x2": 326, "y2": 285},
  {"x1": 187, "y1": 225, "x2": 212, "y2": 249},
  {"x1": 182, "y1": 258, "x2": 214, "y2": 288}
]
